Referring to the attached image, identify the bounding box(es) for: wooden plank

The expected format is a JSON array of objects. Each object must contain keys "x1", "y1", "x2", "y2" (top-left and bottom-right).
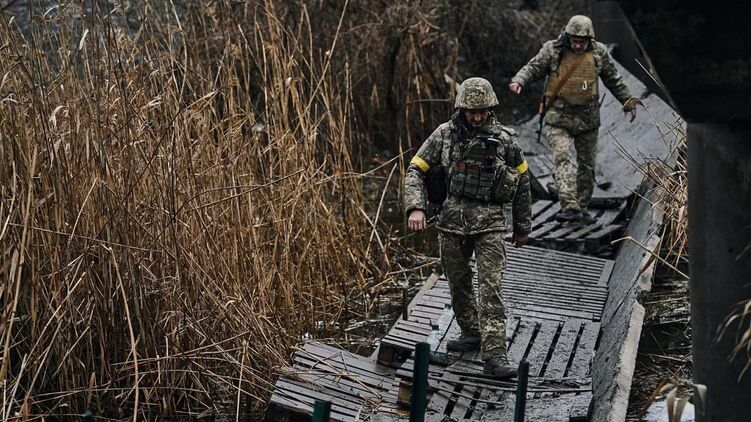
[
  {"x1": 569, "y1": 392, "x2": 593, "y2": 421},
  {"x1": 288, "y1": 371, "x2": 385, "y2": 402},
  {"x1": 300, "y1": 342, "x2": 393, "y2": 380},
  {"x1": 506, "y1": 302, "x2": 594, "y2": 321},
  {"x1": 450, "y1": 384, "x2": 481, "y2": 420},
  {"x1": 505, "y1": 255, "x2": 609, "y2": 276},
  {"x1": 585, "y1": 224, "x2": 624, "y2": 253},
  {"x1": 534, "y1": 202, "x2": 562, "y2": 225},
  {"x1": 568, "y1": 322, "x2": 601, "y2": 378},
  {"x1": 424, "y1": 374, "x2": 457, "y2": 420},
  {"x1": 502, "y1": 278, "x2": 609, "y2": 301},
  {"x1": 530, "y1": 221, "x2": 560, "y2": 239},
  {"x1": 386, "y1": 319, "x2": 432, "y2": 333},
  {"x1": 544, "y1": 319, "x2": 583, "y2": 378},
  {"x1": 584, "y1": 224, "x2": 623, "y2": 241},
  {"x1": 532, "y1": 199, "x2": 554, "y2": 217},
  {"x1": 525, "y1": 321, "x2": 561, "y2": 377},
  {"x1": 598, "y1": 259, "x2": 615, "y2": 285},
  {"x1": 409, "y1": 309, "x2": 443, "y2": 322},
  {"x1": 292, "y1": 358, "x2": 392, "y2": 392},
  {"x1": 372, "y1": 272, "x2": 439, "y2": 360},
  {"x1": 507, "y1": 244, "x2": 613, "y2": 266},
  {"x1": 543, "y1": 223, "x2": 587, "y2": 240},
  {"x1": 407, "y1": 273, "x2": 440, "y2": 315},
  {"x1": 507, "y1": 319, "x2": 537, "y2": 363},
  {"x1": 565, "y1": 223, "x2": 604, "y2": 240},
  {"x1": 522, "y1": 395, "x2": 576, "y2": 421},
  {"x1": 273, "y1": 378, "x2": 362, "y2": 421},
  {"x1": 467, "y1": 382, "x2": 503, "y2": 419},
  {"x1": 504, "y1": 270, "x2": 610, "y2": 290},
  {"x1": 506, "y1": 249, "x2": 611, "y2": 271},
  {"x1": 475, "y1": 391, "x2": 516, "y2": 421},
  {"x1": 503, "y1": 283, "x2": 608, "y2": 305},
  {"x1": 503, "y1": 294, "x2": 605, "y2": 317}
]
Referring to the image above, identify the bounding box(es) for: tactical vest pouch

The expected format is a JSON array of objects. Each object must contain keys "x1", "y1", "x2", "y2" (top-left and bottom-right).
[
  {"x1": 492, "y1": 164, "x2": 520, "y2": 203},
  {"x1": 448, "y1": 160, "x2": 495, "y2": 202},
  {"x1": 425, "y1": 165, "x2": 448, "y2": 204}
]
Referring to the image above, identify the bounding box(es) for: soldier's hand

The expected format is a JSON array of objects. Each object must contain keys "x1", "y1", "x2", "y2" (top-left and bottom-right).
[
  {"x1": 408, "y1": 210, "x2": 427, "y2": 231},
  {"x1": 512, "y1": 233, "x2": 529, "y2": 248},
  {"x1": 509, "y1": 82, "x2": 522, "y2": 95}
]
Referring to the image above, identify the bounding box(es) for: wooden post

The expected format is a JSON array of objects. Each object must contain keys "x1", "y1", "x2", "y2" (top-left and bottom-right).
[
  {"x1": 514, "y1": 361, "x2": 530, "y2": 422},
  {"x1": 312, "y1": 400, "x2": 331, "y2": 422},
  {"x1": 410, "y1": 342, "x2": 430, "y2": 422}
]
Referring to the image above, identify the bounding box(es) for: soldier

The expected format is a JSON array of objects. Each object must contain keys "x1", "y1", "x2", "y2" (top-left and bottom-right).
[
  {"x1": 404, "y1": 77, "x2": 532, "y2": 379},
  {"x1": 509, "y1": 15, "x2": 639, "y2": 223}
]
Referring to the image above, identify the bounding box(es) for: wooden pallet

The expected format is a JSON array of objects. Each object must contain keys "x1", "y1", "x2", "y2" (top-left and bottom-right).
[
  {"x1": 526, "y1": 199, "x2": 627, "y2": 257},
  {"x1": 268, "y1": 342, "x2": 394, "y2": 421},
  {"x1": 382, "y1": 316, "x2": 599, "y2": 420},
  {"x1": 526, "y1": 154, "x2": 626, "y2": 210}
]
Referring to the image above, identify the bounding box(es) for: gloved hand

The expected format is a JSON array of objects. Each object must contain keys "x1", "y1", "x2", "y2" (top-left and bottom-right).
[{"x1": 621, "y1": 97, "x2": 642, "y2": 123}]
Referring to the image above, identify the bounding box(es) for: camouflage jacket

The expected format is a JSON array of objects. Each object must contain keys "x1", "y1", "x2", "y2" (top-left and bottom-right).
[
  {"x1": 511, "y1": 36, "x2": 632, "y2": 133},
  {"x1": 404, "y1": 117, "x2": 532, "y2": 236}
]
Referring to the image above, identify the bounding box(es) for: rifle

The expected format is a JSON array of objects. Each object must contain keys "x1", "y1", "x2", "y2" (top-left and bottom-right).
[{"x1": 537, "y1": 75, "x2": 548, "y2": 144}]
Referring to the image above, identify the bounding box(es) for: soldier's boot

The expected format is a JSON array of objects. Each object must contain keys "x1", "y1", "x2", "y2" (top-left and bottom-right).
[
  {"x1": 483, "y1": 356, "x2": 518, "y2": 379},
  {"x1": 555, "y1": 208, "x2": 582, "y2": 222},
  {"x1": 580, "y1": 210, "x2": 596, "y2": 225},
  {"x1": 446, "y1": 334, "x2": 481, "y2": 352}
]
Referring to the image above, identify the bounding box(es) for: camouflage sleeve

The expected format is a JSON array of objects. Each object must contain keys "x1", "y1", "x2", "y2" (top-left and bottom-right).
[
  {"x1": 511, "y1": 41, "x2": 555, "y2": 87},
  {"x1": 597, "y1": 43, "x2": 632, "y2": 104},
  {"x1": 506, "y1": 139, "x2": 532, "y2": 235},
  {"x1": 404, "y1": 127, "x2": 444, "y2": 214}
]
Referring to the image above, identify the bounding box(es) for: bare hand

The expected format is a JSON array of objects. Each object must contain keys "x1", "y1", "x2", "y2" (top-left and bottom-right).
[
  {"x1": 512, "y1": 233, "x2": 528, "y2": 248},
  {"x1": 408, "y1": 210, "x2": 427, "y2": 231},
  {"x1": 509, "y1": 82, "x2": 522, "y2": 95}
]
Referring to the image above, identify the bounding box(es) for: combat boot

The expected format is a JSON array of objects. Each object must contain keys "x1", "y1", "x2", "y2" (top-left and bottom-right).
[
  {"x1": 555, "y1": 208, "x2": 582, "y2": 222},
  {"x1": 483, "y1": 356, "x2": 518, "y2": 379},
  {"x1": 580, "y1": 210, "x2": 596, "y2": 225},
  {"x1": 446, "y1": 334, "x2": 481, "y2": 352}
]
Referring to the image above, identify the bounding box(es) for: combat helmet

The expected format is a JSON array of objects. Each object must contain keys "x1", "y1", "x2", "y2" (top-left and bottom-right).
[
  {"x1": 454, "y1": 77, "x2": 499, "y2": 109},
  {"x1": 565, "y1": 15, "x2": 595, "y2": 39}
]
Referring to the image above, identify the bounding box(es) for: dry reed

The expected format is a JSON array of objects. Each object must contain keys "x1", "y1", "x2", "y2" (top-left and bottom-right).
[
  {"x1": 0, "y1": 0, "x2": 440, "y2": 418},
  {"x1": 0, "y1": 0, "x2": 567, "y2": 418}
]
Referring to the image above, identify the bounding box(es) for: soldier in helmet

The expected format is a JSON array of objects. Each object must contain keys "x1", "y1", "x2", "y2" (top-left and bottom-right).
[
  {"x1": 509, "y1": 15, "x2": 639, "y2": 223},
  {"x1": 404, "y1": 77, "x2": 532, "y2": 378}
]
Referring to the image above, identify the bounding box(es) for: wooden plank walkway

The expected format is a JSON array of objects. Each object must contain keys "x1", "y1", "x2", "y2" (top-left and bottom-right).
[{"x1": 269, "y1": 245, "x2": 613, "y2": 421}]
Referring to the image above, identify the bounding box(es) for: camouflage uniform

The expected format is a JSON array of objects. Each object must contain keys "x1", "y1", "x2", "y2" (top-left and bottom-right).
[
  {"x1": 511, "y1": 16, "x2": 634, "y2": 211},
  {"x1": 404, "y1": 81, "x2": 532, "y2": 358}
]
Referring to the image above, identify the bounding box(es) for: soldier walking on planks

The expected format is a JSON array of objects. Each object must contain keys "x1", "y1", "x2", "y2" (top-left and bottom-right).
[
  {"x1": 404, "y1": 77, "x2": 532, "y2": 379},
  {"x1": 509, "y1": 15, "x2": 640, "y2": 224}
]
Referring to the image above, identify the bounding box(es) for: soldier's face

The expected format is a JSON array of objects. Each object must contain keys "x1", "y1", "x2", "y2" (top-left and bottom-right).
[
  {"x1": 569, "y1": 36, "x2": 590, "y2": 54},
  {"x1": 464, "y1": 109, "x2": 490, "y2": 127}
]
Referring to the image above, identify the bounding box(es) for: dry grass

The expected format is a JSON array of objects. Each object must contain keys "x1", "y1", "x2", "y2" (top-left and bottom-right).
[
  {"x1": 0, "y1": 0, "x2": 433, "y2": 418},
  {"x1": 0, "y1": 0, "x2": 586, "y2": 418}
]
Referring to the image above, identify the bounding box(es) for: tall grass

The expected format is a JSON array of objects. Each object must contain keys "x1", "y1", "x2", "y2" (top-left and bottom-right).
[{"x1": 0, "y1": 0, "x2": 407, "y2": 418}]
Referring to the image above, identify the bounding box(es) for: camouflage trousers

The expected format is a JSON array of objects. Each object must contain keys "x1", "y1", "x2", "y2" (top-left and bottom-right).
[
  {"x1": 439, "y1": 230, "x2": 508, "y2": 359},
  {"x1": 547, "y1": 125, "x2": 599, "y2": 211}
]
